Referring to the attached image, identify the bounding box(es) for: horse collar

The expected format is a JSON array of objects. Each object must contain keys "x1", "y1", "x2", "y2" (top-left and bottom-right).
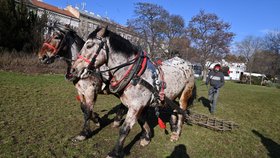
[{"x1": 109, "y1": 51, "x2": 148, "y2": 94}]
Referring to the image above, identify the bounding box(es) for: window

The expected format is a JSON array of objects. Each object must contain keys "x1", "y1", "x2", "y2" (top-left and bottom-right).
[{"x1": 88, "y1": 23, "x2": 93, "y2": 28}]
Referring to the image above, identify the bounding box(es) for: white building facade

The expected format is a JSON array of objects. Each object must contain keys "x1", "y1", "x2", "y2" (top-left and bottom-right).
[
  {"x1": 25, "y1": 0, "x2": 80, "y2": 28},
  {"x1": 206, "y1": 60, "x2": 246, "y2": 81}
]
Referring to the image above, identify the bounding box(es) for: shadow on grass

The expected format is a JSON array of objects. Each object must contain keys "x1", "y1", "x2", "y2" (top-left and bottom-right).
[
  {"x1": 123, "y1": 106, "x2": 173, "y2": 156},
  {"x1": 252, "y1": 129, "x2": 280, "y2": 158},
  {"x1": 166, "y1": 144, "x2": 189, "y2": 158},
  {"x1": 123, "y1": 132, "x2": 142, "y2": 156},
  {"x1": 96, "y1": 103, "x2": 188, "y2": 157},
  {"x1": 79, "y1": 103, "x2": 127, "y2": 139},
  {"x1": 198, "y1": 96, "x2": 211, "y2": 112}
]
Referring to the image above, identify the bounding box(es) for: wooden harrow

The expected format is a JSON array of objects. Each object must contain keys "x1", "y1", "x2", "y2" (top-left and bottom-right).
[{"x1": 185, "y1": 112, "x2": 238, "y2": 131}]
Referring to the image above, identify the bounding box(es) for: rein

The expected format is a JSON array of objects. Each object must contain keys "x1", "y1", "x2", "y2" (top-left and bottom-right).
[
  {"x1": 43, "y1": 42, "x2": 58, "y2": 53},
  {"x1": 77, "y1": 35, "x2": 148, "y2": 94}
]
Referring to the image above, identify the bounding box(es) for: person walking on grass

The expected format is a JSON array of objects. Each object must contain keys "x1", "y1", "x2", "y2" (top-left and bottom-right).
[{"x1": 206, "y1": 64, "x2": 225, "y2": 114}]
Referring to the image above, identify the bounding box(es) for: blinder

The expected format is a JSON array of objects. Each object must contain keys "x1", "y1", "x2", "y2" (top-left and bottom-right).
[{"x1": 87, "y1": 36, "x2": 109, "y2": 70}]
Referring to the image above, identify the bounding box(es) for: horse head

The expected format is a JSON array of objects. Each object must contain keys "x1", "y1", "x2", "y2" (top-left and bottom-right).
[
  {"x1": 38, "y1": 24, "x2": 75, "y2": 64},
  {"x1": 71, "y1": 26, "x2": 109, "y2": 78}
]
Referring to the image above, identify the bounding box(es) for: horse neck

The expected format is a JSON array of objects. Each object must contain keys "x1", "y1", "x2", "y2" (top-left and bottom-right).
[
  {"x1": 107, "y1": 49, "x2": 138, "y2": 79},
  {"x1": 67, "y1": 34, "x2": 85, "y2": 62}
]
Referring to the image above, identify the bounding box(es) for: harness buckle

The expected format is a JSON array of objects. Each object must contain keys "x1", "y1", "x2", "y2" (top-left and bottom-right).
[{"x1": 131, "y1": 76, "x2": 140, "y2": 86}]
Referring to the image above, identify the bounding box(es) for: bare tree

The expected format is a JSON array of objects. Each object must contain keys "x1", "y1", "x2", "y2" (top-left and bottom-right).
[
  {"x1": 235, "y1": 36, "x2": 263, "y2": 84},
  {"x1": 224, "y1": 54, "x2": 246, "y2": 63},
  {"x1": 187, "y1": 10, "x2": 234, "y2": 81},
  {"x1": 164, "y1": 37, "x2": 190, "y2": 59},
  {"x1": 264, "y1": 30, "x2": 280, "y2": 76},
  {"x1": 251, "y1": 50, "x2": 279, "y2": 77},
  {"x1": 264, "y1": 29, "x2": 280, "y2": 54},
  {"x1": 127, "y1": 2, "x2": 168, "y2": 58},
  {"x1": 159, "y1": 15, "x2": 187, "y2": 59}
]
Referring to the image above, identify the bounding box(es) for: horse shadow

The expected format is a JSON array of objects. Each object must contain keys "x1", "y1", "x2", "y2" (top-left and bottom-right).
[
  {"x1": 124, "y1": 103, "x2": 188, "y2": 156},
  {"x1": 90, "y1": 103, "x2": 128, "y2": 137},
  {"x1": 166, "y1": 144, "x2": 190, "y2": 158},
  {"x1": 252, "y1": 129, "x2": 280, "y2": 158},
  {"x1": 123, "y1": 107, "x2": 159, "y2": 156},
  {"x1": 87, "y1": 102, "x2": 189, "y2": 157},
  {"x1": 198, "y1": 96, "x2": 211, "y2": 112}
]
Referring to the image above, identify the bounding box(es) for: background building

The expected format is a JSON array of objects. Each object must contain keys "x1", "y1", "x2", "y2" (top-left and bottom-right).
[
  {"x1": 65, "y1": 5, "x2": 142, "y2": 43},
  {"x1": 25, "y1": 0, "x2": 79, "y2": 28}
]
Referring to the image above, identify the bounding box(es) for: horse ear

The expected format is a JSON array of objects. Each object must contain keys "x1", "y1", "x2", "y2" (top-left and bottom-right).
[
  {"x1": 97, "y1": 25, "x2": 108, "y2": 37},
  {"x1": 96, "y1": 25, "x2": 100, "y2": 30},
  {"x1": 55, "y1": 26, "x2": 66, "y2": 34}
]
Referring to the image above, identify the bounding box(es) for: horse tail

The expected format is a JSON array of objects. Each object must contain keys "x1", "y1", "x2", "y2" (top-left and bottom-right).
[{"x1": 187, "y1": 82, "x2": 197, "y2": 107}]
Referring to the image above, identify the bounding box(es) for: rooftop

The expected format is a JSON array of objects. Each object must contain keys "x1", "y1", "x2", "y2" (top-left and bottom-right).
[{"x1": 31, "y1": 0, "x2": 77, "y2": 19}]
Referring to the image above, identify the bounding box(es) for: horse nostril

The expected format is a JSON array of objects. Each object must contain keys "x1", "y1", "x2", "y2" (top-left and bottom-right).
[
  {"x1": 42, "y1": 55, "x2": 47, "y2": 60},
  {"x1": 71, "y1": 68, "x2": 76, "y2": 74}
]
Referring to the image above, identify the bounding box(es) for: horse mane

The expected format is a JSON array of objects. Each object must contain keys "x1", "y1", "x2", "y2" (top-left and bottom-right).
[
  {"x1": 56, "y1": 29, "x2": 85, "y2": 57},
  {"x1": 88, "y1": 28, "x2": 139, "y2": 56}
]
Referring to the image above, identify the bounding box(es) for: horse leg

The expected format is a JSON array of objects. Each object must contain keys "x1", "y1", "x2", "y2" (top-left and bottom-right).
[
  {"x1": 107, "y1": 107, "x2": 140, "y2": 158},
  {"x1": 170, "y1": 84, "x2": 194, "y2": 142},
  {"x1": 74, "y1": 91, "x2": 99, "y2": 141},
  {"x1": 91, "y1": 111, "x2": 101, "y2": 127},
  {"x1": 85, "y1": 91, "x2": 100, "y2": 127},
  {"x1": 74, "y1": 101, "x2": 93, "y2": 141},
  {"x1": 112, "y1": 103, "x2": 127, "y2": 128},
  {"x1": 138, "y1": 107, "x2": 151, "y2": 147},
  {"x1": 170, "y1": 111, "x2": 178, "y2": 133}
]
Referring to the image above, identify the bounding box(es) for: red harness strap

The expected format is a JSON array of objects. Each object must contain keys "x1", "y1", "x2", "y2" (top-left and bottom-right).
[
  {"x1": 137, "y1": 52, "x2": 148, "y2": 76},
  {"x1": 110, "y1": 53, "x2": 141, "y2": 87},
  {"x1": 111, "y1": 64, "x2": 134, "y2": 87},
  {"x1": 43, "y1": 42, "x2": 58, "y2": 53},
  {"x1": 78, "y1": 55, "x2": 91, "y2": 64},
  {"x1": 158, "y1": 66, "x2": 165, "y2": 101},
  {"x1": 42, "y1": 35, "x2": 60, "y2": 54}
]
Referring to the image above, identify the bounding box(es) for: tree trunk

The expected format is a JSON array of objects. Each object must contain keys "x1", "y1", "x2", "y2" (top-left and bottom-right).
[
  {"x1": 249, "y1": 71, "x2": 252, "y2": 85},
  {"x1": 203, "y1": 68, "x2": 208, "y2": 81}
]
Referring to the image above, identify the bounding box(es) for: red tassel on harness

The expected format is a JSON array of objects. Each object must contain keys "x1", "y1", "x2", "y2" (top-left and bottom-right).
[
  {"x1": 76, "y1": 95, "x2": 81, "y2": 102},
  {"x1": 158, "y1": 117, "x2": 166, "y2": 129}
]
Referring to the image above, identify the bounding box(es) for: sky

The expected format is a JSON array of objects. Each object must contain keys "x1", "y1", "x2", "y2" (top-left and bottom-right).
[{"x1": 44, "y1": 0, "x2": 280, "y2": 42}]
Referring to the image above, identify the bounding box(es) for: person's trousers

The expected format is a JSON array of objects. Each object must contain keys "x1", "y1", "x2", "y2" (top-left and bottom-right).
[{"x1": 208, "y1": 86, "x2": 220, "y2": 113}]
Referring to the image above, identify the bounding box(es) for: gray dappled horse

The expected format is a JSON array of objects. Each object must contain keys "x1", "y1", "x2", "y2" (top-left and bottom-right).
[
  {"x1": 38, "y1": 24, "x2": 126, "y2": 141},
  {"x1": 71, "y1": 26, "x2": 196, "y2": 158}
]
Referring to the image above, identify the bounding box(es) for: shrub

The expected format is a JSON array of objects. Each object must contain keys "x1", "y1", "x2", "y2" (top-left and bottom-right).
[
  {"x1": 0, "y1": 50, "x2": 65, "y2": 74},
  {"x1": 251, "y1": 76, "x2": 262, "y2": 85}
]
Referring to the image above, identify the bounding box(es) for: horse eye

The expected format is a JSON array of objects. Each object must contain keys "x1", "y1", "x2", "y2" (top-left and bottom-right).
[{"x1": 86, "y1": 43, "x2": 94, "y2": 49}]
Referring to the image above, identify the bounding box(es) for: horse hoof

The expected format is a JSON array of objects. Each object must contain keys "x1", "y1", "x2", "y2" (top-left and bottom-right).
[
  {"x1": 170, "y1": 132, "x2": 179, "y2": 142},
  {"x1": 140, "y1": 138, "x2": 150, "y2": 147},
  {"x1": 107, "y1": 151, "x2": 123, "y2": 158},
  {"x1": 112, "y1": 121, "x2": 121, "y2": 128},
  {"x1": 72, "y1": 135, "x2": 87, "y2": 142},
  {"x1": 95, "y1": 122, "x2": 101, "y2": 127}
]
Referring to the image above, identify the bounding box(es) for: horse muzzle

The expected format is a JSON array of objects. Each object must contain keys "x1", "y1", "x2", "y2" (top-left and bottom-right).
[
  {"x1": 70, "y1": 67, "x2": 92, "y2": 80},
  {"x1": 65, "y1": 73, "x2": 79, "y2": 82},
  {"x1": 39, "y1": 55, "x2": 55, "y2": 64}
]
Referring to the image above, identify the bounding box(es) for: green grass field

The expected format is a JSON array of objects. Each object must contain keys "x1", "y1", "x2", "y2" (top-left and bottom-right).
[{"x1": 0, "y1": 71, "x2": 279, "y2": 158}]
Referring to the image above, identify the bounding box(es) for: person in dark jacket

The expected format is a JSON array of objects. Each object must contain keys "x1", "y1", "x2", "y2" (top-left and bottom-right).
[{"x1": 206, "y1": 64, "x2": 225, "y2": 114}]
